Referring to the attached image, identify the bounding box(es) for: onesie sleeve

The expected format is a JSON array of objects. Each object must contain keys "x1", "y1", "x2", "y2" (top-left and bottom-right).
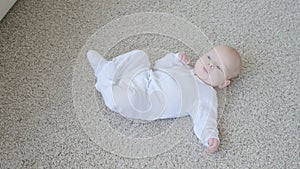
[
  {"x1": 200, "y1": 105, "x2": 219, "y2": 147},
  {"x1": 199, "y1": 92, "x2": 219, "y2": 147},
  {"x1": 191, "y1": 84, "x2": 219, "y2": 147},
  {"x1": 154, "y1": 53, "x2": 187, "y2": 68}
]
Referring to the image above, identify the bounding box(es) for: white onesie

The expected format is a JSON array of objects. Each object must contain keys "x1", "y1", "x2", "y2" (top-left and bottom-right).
[{"x1": 93, "y1": 50, "x2": 219, "y2": 146}]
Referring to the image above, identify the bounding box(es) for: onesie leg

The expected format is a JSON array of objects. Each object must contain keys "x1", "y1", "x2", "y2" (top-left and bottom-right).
[{"x1": 87, "y1": 50, "x2": 107, "y2": 73}]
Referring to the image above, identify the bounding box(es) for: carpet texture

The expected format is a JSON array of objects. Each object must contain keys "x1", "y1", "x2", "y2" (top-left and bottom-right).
[{"x1": 0, "y1": 0, "x2": 299, "y2": 168}]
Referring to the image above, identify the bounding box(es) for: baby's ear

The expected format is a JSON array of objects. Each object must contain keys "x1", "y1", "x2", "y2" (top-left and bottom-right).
[{"x1": 218, "y1": 80, "x2": 230, "y2": 89}]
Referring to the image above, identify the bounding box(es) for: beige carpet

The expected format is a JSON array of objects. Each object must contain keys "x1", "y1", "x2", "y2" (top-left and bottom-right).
[{"x1": 0, "y1": 0, "x2": 299, "y2": 168}]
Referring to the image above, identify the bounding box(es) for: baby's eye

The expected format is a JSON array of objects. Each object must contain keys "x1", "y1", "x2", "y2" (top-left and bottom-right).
[
  {"x1": 207, "y1": 56, "x2": 211, "y2": 60},
  {"x1": 216, "y1": 65, "x2": 222, "y2": 71}
]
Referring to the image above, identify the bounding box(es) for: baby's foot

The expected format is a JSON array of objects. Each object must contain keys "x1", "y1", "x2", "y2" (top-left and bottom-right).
[{"x1": 87, "y1": 50, "x2": 105, "y2": 72}]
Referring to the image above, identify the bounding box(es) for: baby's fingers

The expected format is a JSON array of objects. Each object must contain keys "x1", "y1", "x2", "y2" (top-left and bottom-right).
[
  {"x1": 205, "y1": 139, "x2": 219, "y2": 153},
  {"x1": 206, "y1": 145, "x2": 217, "y2": 153},
  {"x1": 184, "y1": 55, "x2": 191, "y2": 64},
  {"x1": 179, "y1": 53, "x2": 185, "y2": 60},
  {"x1": 179, "y1": 53, "x2": 190, "y2": 64}
]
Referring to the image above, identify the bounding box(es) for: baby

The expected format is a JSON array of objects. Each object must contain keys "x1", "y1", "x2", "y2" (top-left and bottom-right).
[{"x1": 87, "y1": 45, "x2": 241, "y2": 153}]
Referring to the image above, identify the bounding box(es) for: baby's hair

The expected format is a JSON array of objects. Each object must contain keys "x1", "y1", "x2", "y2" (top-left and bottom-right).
[{"x1": 215, "y1": 45, "x2": 241, "y2": 79}]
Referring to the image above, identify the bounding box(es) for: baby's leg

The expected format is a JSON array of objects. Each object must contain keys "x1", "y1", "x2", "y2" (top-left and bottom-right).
[
  {"x1": 87, "y1": 50, "x2": 107, "y2": 73},
  {"x1": 92, "y1": 49, "x2": 151, "y2": 113}
]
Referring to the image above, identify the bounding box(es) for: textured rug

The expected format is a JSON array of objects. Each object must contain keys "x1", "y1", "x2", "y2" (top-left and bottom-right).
[{"x1": 0, "y1": 0, "x2": 299, "y2": 168}]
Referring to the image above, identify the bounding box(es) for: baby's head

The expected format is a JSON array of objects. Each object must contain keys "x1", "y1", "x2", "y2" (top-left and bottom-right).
[{"x1": 194, "y1": 45, "x2": 241, "y2": 88}]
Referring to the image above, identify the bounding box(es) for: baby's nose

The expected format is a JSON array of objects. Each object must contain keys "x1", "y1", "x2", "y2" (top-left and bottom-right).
[{"x1": 208, "y1": 62, "x2": 215, "y2": 68}]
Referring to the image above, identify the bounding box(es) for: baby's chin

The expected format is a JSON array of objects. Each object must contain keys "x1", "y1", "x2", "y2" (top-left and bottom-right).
[{"x1": 194, "y1": 71, "x2": 213, "y2": 86}]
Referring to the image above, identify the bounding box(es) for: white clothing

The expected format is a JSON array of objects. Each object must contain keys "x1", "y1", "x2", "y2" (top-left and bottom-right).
[{"x1": 92, "y1": 50, "x2": 219, "y2": 146}]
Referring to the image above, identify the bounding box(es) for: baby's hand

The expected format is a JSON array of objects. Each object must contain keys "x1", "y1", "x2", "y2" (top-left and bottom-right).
[
  {"x1": 178, "y1": 53, "x2": 191, "y2": 65},
  {"x1": 205, "y1": 138, "x2": 219, "y2": 153}
]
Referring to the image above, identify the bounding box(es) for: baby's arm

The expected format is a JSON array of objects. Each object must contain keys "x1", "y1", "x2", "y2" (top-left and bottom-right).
[
  {"x1": 154, "y1": 52, "x2": 190, "y2": 68},
  {"x1": 193, "y1": 103, "x2": 220, "y2": 153},
  {"x1": 192, "y1": 88, "x2": 219, "y2": 153}
]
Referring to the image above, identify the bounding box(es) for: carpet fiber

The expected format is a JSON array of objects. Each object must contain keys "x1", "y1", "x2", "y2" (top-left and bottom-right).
[{"x1": 0, "y1": 0, "x2": 299, "y2": 168}]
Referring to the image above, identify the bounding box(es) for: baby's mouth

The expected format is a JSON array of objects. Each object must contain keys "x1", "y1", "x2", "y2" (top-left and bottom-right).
[{"x1": 203, "y1": 66, "x2": 208, "y2": 73}]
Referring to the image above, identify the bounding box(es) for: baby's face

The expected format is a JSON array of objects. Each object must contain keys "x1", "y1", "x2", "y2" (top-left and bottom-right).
[{"x1": 194, "y1": 46, "x2": 238, "y2": 88}]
